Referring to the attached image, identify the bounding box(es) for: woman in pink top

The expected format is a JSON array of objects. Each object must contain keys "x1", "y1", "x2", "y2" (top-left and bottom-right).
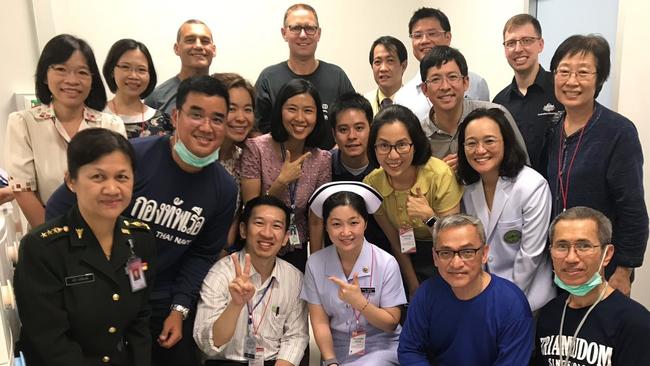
[{"x1": 241, "y1": 78, "x2": 331, "y2": 272}]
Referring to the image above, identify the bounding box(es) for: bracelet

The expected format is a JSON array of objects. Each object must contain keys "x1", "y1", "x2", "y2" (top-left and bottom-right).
[{"x1": 360, "y1": 299, "x2": 370, "y2": 312}]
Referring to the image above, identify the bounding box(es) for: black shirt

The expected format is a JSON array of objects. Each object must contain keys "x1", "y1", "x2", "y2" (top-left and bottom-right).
[
  {"x1": 534, "y1": 290, "x2": 650, "y2": 366},
  {"x1": 493, "y1": 66, "x2": 563, "y2": 173}
]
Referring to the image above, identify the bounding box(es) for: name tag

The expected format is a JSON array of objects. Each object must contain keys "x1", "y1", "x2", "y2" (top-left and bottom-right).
[
  {"x1": 65, "y1": 273, "x2": 95, "y2": 286},
  {"x1": 360, "y1": 287, "x2": 375, "y2": 294}
]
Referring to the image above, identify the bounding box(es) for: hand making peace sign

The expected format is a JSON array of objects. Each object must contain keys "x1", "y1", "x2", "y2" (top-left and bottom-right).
[
  {"x1": 228, "y1": 253, "x2": 256, "y2": 306},
  {"x1": 329, "y1": 273, "x2": 366, "y2": 310},
  {"x1": 277, "y1": 150, "x2": 312, "y2": 186}
]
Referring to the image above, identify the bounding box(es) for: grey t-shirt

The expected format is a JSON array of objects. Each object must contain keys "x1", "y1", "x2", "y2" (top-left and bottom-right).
[
  {"x1": 144, "y1": 76, "x2": 181, "y2": 116},
  {"x1": 254, "y1": 60, "x2": 354, "y2": 149}
]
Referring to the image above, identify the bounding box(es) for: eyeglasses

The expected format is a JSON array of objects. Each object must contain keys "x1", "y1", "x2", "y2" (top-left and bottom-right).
[
  {"x1": 549, "y1": 242, "x2": 603, "y2": 258},
  {"x1": 424, "y1": 73, "x2": 464, "y2": 87},
  {"x1": 286, "y1": 24, "x2": 319, "y2": 36},
  {"x1": 181, "y1": 108, "x2": 225, "y2": 126},
  {"x1": 554, "y1": 69, "x2": 598, "y2": 82},
  {"x1": 435, "y1": 247, "x2": 483, "y2": 261},
  {"x1": 375, "y1": 142, "x2": 413, "y2": 155},
  {"x1": 463, "y1": 137, "x2": 501, "y2": 152},
  {"x1": 502, "y1": 37, "x2": 540, "y2": 49},
  {"x1": 48, "y1": 65, "x2": 92, "y2": 80},
  {"x1": 409, "y1": 30, "x2": 447, "y2": 41},
  {"x1": 115, "y1": 64, "x2": 149, "y2": 77}
]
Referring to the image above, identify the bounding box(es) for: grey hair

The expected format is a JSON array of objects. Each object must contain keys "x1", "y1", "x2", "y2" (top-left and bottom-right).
[
  {"x1": 432, "y1": 214, "x2": 486, "y2": 248},
  {"x1": 548, "y1": 206, "x2": 612, "y2": 246}
]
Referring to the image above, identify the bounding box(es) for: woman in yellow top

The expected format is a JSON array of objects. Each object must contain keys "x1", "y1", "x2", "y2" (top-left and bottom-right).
[{"x1": 363, "y1": 105, "x2": 462, "y2": 296}]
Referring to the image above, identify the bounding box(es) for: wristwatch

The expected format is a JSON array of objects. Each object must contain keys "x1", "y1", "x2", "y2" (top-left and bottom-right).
[
  {"x1": 322, "y1": 358, "x2": 338, "y2": 366},
  {"x1": 424, "y1": 215, "x2": 438, "y2": 228},
  {"x1": 170, "y1": 304, "x2": 190, "y2": 320}
]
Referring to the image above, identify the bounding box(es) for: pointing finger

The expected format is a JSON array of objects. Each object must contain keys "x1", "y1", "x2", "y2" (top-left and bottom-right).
[
  {"x1": 297, "y1": 151, "x2": 312, "y2": 163},
  {"x1": 353, "y1": 273, "x2": 359, "y2": 286},
  {"x1": 328, "y1": 276, "x2": 346, "y2": 287}
]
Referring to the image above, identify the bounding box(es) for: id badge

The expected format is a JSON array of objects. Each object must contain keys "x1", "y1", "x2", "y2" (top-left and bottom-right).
[
  {"x1": 244, "y1": 333, "x2": 257, "y2": 360},
  {"x1": 349, "y1": 326, "x2": 366, "y2": 356},
  {"x1": 288, "y1": 224, "x2": 301, "y2": 248},
  {"x1": 125, "y1": 257, "x2": 147, "y2": 292},
  {"x1": 248, "y1": 346, "x2": 265, "y2": 366},
  {"x1": 399, "y1": 224, "x2": 417, "y2": 253}
]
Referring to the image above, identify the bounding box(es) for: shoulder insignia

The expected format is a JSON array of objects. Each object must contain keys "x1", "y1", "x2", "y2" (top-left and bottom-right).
[
  {"x1": 121, "y1": 228, "x2": 131, "y2": 235},
  {"x1": 40, "y1": 225, "x2": 69, "y2": 240},
  {"x1": 127, "y1": 220, "x2": 151, "y2": 231}
]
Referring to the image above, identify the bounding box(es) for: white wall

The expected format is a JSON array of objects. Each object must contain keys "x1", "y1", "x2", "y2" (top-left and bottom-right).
[
  {"x1": 1, "y1": 0, "x2": 649, "y2": 309},
  {"x1": 615, "y1": 0, "x2": 650, "y2": 308}
]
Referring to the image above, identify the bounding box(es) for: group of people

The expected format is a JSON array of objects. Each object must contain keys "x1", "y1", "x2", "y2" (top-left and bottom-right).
[{"x1": 2, "y1": 2, "x2": 650, "y2": 366}]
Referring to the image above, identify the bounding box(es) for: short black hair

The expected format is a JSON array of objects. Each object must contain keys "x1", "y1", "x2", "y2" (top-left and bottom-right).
[
  {"x1": 67, "y1": 128, "x2": 135, "y2": 179},
  {"x1": 176, "y1": 75, "x2": 229, "y2": 111},
  {"x1": 420, "y1": 45, "x2": 468, "y2": 82},
  {"x1": 408, "y1": 7, "x2": 451, "y2": 35},
  {"x1": 270, "y1": 78, "x2": 327, "y2": 148},
  {"x1": 329, "y1": 92, "x2": 373, "y2": 130},
  {"x1": 503, "y1": 14, "x2": 542, "y2": 38},
  {"x1": 102, "y1": 39, "x2": 157, "y2": 99},
  {"x1": 550, "y1": 34, "x2": 610, "y2": 99},
  {"x1": 369, "y1": 36, "x2": 408, "y2": 65},
  {"x1": 322, "y1": 191, "x2": 369, "y2": 247},
  {"x1": 241, "y1": 195, "x2": 291, "y2": 229},
  {"x1": 35, "y1": 34, "x2": 106, "y2": 110},
  {"x1": 456, "y1": 108, "x2": 527, "y2": 185},
  {"x1": 367, "y1": 104, "x2": 431, "y2": 168}
]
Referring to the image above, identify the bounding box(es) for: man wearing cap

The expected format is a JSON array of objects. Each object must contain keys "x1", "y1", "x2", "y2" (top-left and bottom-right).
[
  {"x1": 194, "y1": 195, "x2": 309, "y2": 366},
  {"x1": 399, "y1": 214, "x2": 533, "y2": 365},
  {"x1": 533, "y1": 206, "x2": 650, "y2": 365}
]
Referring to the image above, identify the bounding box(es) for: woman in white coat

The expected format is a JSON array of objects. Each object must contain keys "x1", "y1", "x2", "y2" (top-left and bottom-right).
[{"x1": 456, "y1": 107, "x2": 555, "y2": 311}]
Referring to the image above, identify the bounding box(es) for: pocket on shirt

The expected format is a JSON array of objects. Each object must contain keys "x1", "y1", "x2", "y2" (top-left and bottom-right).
[
  {"x1": 496, "y1": 218, "x2": 523, "y2": 246},
  {"x1": 259, "y1": 313, "x2": 287, "y2": 341}
]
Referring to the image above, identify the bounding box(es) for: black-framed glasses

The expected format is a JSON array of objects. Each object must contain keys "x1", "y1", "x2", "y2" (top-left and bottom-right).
[
  {"x1": 180, "y1": 108, "x2": 225, "y2": 126},
  {"x1": 374, "y1": 142, "x2": 413, "y2": 155},
  {"x1": 549, "y1": 242, "x2": 603, "y2": 258},
  {"x1": 286, "y1": 24, "x2": 319, "y2": 36},
  {"x1": 502, "y1": 37, "x2": 540, "y2": 49},
  {"x1": 435, "y1": 247, "x2": 483, "y2": 261}
]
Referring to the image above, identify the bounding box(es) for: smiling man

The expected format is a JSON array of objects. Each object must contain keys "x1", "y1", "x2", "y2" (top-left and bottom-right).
[
  {"x1": 398, "y1": 214, "x2": 533, "y2": 365},
  {"x1": 534, "y1": 207, "x2": 650, "y2": 366},
  {"x1": 419, "y1": 46, "x2": 528, "y2": 171},
  {"x1": 493, "y1": 14, "x2": 563, "y2": 174},
  {"x1": 255, "y1": 3, "x2": 354, "y2": 149},
  {"x1": 46, "y1": 76, "x2": 238, "y2": 366},
  {"x1": 364, "y1": 36, "x2": 408, "y2": 116},
  {"x1": 145, "y1": 19, "x2": 216, "y2": 115},
  {"x1": 194, "y1": 195, "x2": 308, "y2": 366},
  {"x1": 394, "y1": 7, "x2": 490, "y2": 124}
]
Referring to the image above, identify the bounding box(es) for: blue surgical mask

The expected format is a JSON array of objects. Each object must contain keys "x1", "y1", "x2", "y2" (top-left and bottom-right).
[
  {"x1": 553, "y1": 251, "x2": 607, "y2": 297},
  {"x1": 173, "y1": 136, "x2": 219, "y2": 168}
]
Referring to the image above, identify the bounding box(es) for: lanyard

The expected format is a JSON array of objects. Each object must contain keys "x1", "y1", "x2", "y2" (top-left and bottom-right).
[
  {"x1": 557, "y1": 283, "x2": 608, "y2": 366},
  {"x1": 246, "y1": 277, "x2": 275, "y2": 336},
  {"x1": 279, "y1": 143, "x2": 299, "y2": 211},
  {"x1": 352, "y1": 247, "x2": 376, "y2": 327},
  {"x1": 557, "y1": 119, "x2": 588, "y2": 212}
]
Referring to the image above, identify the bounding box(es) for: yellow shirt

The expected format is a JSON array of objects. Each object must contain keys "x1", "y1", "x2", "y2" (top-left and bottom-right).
[{"x1": 363, "y1": 157, "x2": 463, "y2": 240}]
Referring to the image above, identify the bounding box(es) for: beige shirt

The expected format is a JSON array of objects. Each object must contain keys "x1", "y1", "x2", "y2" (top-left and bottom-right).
[{"x1": 4, "y1": 104, "x2": 126, "y2": 204}]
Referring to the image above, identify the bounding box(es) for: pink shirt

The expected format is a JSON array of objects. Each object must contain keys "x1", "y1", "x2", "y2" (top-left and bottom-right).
[{"x1": 241, "y1": 134, "x2": 331, "y2": 243}]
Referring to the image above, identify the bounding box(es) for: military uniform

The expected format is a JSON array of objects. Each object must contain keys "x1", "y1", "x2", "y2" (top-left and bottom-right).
[{"x1": 14, "y1": 205, "x2": 156, "y2": 366}]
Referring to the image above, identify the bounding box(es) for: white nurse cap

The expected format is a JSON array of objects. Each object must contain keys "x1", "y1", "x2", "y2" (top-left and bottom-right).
[{"x1": 308, "y1": 181, "x2": 383, "y2": 218}]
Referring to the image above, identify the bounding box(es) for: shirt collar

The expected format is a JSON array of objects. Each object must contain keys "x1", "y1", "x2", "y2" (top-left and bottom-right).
[
  {"x1": 30, "y1": 104, "x2": 103, "y2": 123},
  {"x1": 238, "y1": 249, "x2": 280, "y2": 286}
]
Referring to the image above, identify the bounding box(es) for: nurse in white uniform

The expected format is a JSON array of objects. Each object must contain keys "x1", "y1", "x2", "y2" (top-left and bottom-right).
[
  {"x1": 301, "y1": 182, "x2": 406, "y2": 366},
  {"x1": 456, "y1": 107, "x2": 555, "y2": 311}
]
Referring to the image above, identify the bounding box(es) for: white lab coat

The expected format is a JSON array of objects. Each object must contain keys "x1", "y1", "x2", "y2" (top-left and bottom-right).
[{"x1": 462, "y1": 166, "x2": 555, "y2": 311}]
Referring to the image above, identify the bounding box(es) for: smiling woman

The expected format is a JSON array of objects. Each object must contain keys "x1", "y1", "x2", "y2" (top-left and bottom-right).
[
  {"x1": 240, "y1": 78, "x2": 331, "y2": 272},
  {"x1": 3, "y1": 34, "x2": 126, "y2": 228},
  {"x1": 14, "y1": 128, "x2": 157, "y2": 366}
]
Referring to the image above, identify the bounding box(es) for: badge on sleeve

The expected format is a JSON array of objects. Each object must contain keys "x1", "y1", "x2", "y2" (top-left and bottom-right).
[{"x1": 399, "y1": 224, "x2": 416, "y2": 253}]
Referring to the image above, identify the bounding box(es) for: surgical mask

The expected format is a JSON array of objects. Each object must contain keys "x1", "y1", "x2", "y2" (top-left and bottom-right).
[
  {"x1": 553, "y1": 251, "x2": 607, "y2": 297},
  {"x1": 173, "y1": 134, "x2": 220, "y2": 168}
]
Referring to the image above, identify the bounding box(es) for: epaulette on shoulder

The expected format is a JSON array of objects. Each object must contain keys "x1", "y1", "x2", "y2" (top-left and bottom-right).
[
  {"x1": 38, "y1": 225, "x2": 70, "y2": 240},
  {"x1": 124, "y1": 219, "x2": 151, "y2": 231}
]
